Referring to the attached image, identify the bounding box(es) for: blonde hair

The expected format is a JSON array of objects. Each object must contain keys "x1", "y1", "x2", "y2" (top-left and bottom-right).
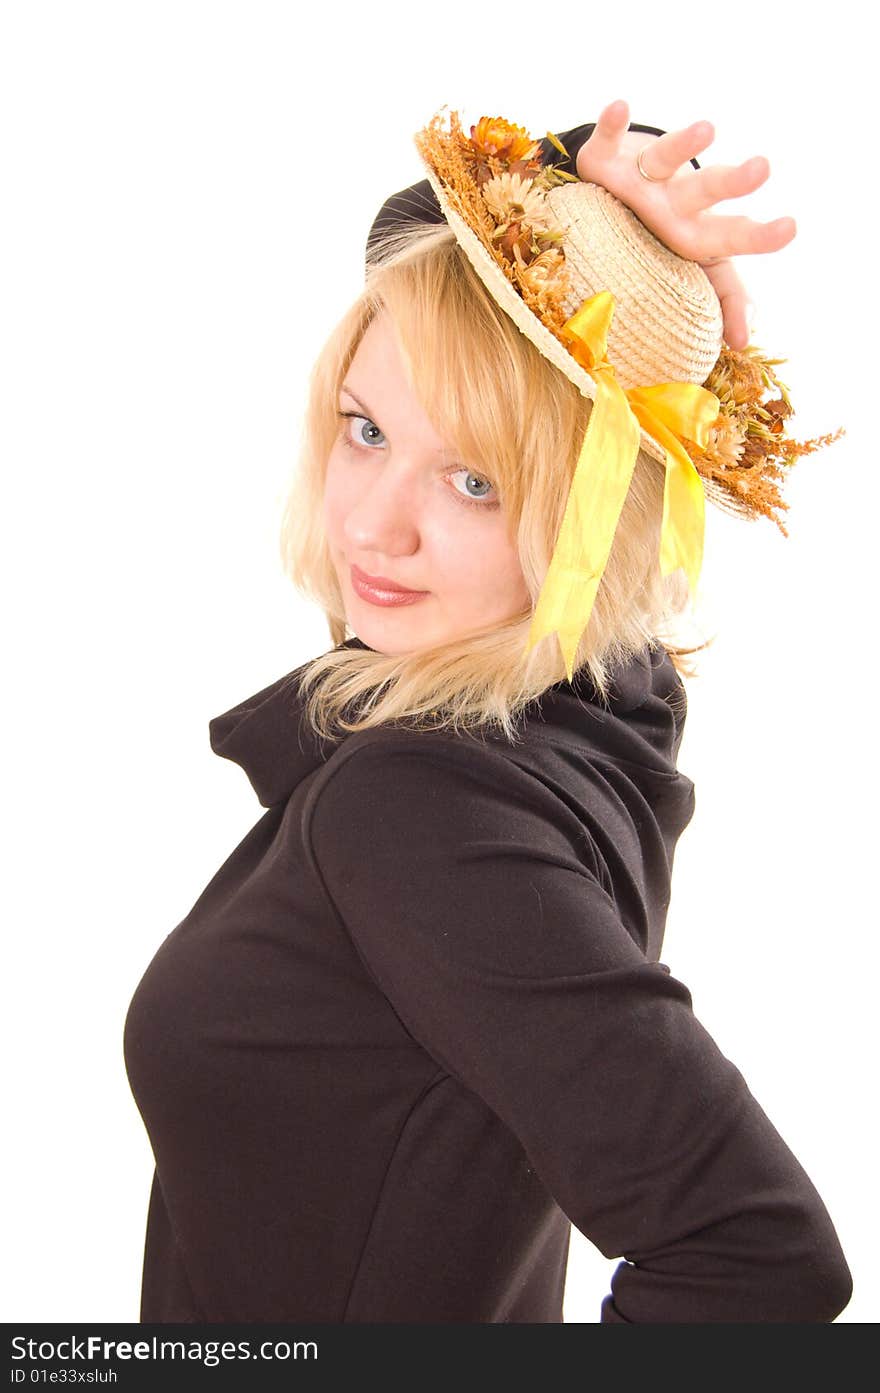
[{"x1": 279, "y1": 222, "x2": 713, "y2": 747}]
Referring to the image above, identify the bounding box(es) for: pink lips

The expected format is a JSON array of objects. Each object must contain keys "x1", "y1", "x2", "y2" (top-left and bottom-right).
[{"x1": 350, "y1": 564, "x2": 428, "y2": 607}]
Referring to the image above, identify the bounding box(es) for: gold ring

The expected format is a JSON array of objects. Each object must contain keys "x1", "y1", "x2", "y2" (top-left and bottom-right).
[{"x1": 636, "y1": 144, "x2": 664, "y2": 182}]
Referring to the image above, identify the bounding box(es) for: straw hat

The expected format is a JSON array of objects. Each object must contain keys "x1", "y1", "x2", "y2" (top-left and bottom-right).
[
  {"x1": 421, "y1": 167, "x2": 724, "y2": 467},
  {"x1": 408, "y1": 108, "x2": 843, "y2": 681}
]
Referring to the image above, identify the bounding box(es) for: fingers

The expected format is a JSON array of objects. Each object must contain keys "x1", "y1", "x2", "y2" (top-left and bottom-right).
[
  {"x1": 701, "y1": 260, "x2": 751, "y2": 349},
  {"x1": 721, "y1": 299, "x2": 750, "y2": 351},
  {"x1": 671, "y1": 156, "x2": 771, "y2": 216},
  {"x1": 638, "y1": 121, "x2": 715, "y2": 179},
  {"x1": 584, "y1": 99, "x2": 631, "y2": 158},
  {"x1": 685, "y1": 212, "x2": 798, "y2": 261}
]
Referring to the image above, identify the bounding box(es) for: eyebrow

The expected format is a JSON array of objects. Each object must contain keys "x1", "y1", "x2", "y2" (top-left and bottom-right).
[{"x1": 339, "y1": 383, "x2": 374, "y2": 418}]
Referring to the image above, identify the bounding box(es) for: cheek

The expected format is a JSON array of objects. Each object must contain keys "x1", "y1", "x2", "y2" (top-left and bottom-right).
[
  {"x1": 443, "y1": 524, "x2": 527, "y2": 603},
  {"x1": 481, "y1": 524, "x2": 530, "y2": 609},
  {"x1": 493, "y1": 547, "x2": 530, "y2": 609},
  {"x1": 322, "y1": 452, "x2": 349, "y2": 539}
]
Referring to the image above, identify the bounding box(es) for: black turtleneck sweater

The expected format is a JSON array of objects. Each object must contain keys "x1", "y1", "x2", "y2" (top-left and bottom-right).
[{"x1": 123, "y1": 637, "x2": 852, "y2": 1322}]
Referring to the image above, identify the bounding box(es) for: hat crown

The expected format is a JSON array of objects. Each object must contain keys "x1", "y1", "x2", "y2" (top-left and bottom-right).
[{"x1": 546, "y1": 182, "x2": 723, "y2": 391}]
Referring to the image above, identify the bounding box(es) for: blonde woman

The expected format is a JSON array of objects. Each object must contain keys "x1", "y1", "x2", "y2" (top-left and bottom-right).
[{"x1": 123, "y1": 102, "x2": 852, "y2": 1323}]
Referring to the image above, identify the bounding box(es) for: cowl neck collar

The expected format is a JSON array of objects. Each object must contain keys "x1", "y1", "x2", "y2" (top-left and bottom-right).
[{"x1": 208, "y1": 635, "x2": 679, "y2": 808}]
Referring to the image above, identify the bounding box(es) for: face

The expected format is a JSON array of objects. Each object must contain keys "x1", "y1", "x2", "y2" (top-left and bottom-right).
[{"x1": 323, "y1": 310, "x2": 530, "y2": 655}]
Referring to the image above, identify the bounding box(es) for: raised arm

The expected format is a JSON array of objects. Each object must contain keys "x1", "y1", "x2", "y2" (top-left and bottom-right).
[{"x1": 367, "y1": 101, "x2": 797, "y2": 351}]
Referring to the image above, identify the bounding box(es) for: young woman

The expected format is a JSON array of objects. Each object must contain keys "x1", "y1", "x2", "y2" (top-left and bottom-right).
[{"x1": 123, "y1": 102, "x2": 852, "y2": 1323}]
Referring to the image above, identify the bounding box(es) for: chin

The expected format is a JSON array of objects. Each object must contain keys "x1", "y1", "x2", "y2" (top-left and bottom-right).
[{"x1": 350, "y1": 617, "x2": 429, "y2": 656}]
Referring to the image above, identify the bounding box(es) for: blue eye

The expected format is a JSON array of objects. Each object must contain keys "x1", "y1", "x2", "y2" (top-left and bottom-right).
[
  {"x1": 450, "y1": 471, "x2": 495, "y2": 504},
  {"x1": 341, "y1": 413, "x2": 386, "y2": 449}
]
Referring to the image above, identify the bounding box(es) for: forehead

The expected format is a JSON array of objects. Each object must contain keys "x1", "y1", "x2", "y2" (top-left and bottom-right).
[{"x1": 346, "y1": 310, "x2": 406, "y2": 380}]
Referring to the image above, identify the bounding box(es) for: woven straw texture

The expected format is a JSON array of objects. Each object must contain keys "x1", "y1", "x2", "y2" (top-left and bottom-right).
[
  {"x1": 421, "y1": 164, "x2": 724, "y2": 466},
  {"x1": 547, "y1": 183, "x2": 723, "y2": 390}
]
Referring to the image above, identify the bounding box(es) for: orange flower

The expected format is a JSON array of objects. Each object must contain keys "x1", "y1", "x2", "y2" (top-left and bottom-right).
[
  {"x1": 470, "y1": 116, "x2": 543, "y2": 165},
  {"x1": 467, "y1": 117, "x2": 545, "y2": 185}
]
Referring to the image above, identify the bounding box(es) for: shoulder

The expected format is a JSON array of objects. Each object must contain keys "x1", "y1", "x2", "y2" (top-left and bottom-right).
[
  {"x1": 302, "y1": 726, "x2": 610, "y2": 883},
  {"x1": 305, "y1": 723, "x2": 580, "y2": 816},
  {"x1": 305, "y1": 725, "x2": 558, "y2": 822}
]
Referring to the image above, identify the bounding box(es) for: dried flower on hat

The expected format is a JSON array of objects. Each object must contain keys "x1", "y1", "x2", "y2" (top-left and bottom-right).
[
  {"x1": 482, "y1": 172, "x2": 559, "y2": 233},
  {"x1": 466, "y1": 117, "x2": 545, "y2": 183},
  {"x1": 687, "y1": 346, "x2": 845, "y2": 535},
  {"x1": 416, "y1": 108, "x2": 579, "y2": 321},
  {"x1": 514, "y1": 247, "x2": 568, "y2": 316}
]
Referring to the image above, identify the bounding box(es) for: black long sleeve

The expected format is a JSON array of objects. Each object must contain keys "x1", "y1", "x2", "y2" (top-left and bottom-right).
[{"x1": 308, "y1": 736, "x2": 854, "y2": 1323}]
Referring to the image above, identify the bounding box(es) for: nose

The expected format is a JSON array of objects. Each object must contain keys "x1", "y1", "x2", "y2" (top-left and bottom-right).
[{"x1": 342, "y1": 457, "x2": 424, "y2": 557}]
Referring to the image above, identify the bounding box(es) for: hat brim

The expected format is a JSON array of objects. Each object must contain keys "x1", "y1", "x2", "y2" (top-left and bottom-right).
[{"x1": 421, "y1": 164, "x2": 667, "y2": 467}]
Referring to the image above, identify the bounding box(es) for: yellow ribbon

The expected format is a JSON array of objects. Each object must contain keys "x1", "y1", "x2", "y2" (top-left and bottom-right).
[{"x1": 523, "y1": 291, "x2": 721, "y2": 683}]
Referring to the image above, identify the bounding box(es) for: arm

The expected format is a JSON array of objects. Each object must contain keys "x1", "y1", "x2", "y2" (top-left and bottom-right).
[
  {"x1": 368, "y1": 104, "x2": 795, "y2": 351},
  {"x1": 307, "y1": 738, "x2": 852, "y2": 1323}
]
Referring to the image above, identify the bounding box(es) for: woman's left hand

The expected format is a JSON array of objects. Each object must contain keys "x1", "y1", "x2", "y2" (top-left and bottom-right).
[{"x1": 574, "y1": 100, "x2": 797, "y2": 350}]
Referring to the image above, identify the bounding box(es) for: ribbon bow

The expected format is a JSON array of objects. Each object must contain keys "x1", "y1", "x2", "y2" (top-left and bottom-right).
[{"x1": 523, "y1": 291, "x2": 721, "y2": 683}]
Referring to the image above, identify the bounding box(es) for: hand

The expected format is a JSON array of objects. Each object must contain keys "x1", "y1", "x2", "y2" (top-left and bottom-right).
[{"x1": 574, "y1": 100, "x2": 797, "y2": 350}]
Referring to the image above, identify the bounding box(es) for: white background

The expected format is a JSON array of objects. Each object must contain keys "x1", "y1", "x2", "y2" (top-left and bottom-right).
[{"x1": 2, "y1": 0, "x2": 874, "y2": 1324}]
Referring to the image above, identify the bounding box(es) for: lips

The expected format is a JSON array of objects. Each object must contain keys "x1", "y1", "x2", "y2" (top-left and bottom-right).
[{"x1": 350, "y1": 564, "x2": 426, "y2": 595}]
